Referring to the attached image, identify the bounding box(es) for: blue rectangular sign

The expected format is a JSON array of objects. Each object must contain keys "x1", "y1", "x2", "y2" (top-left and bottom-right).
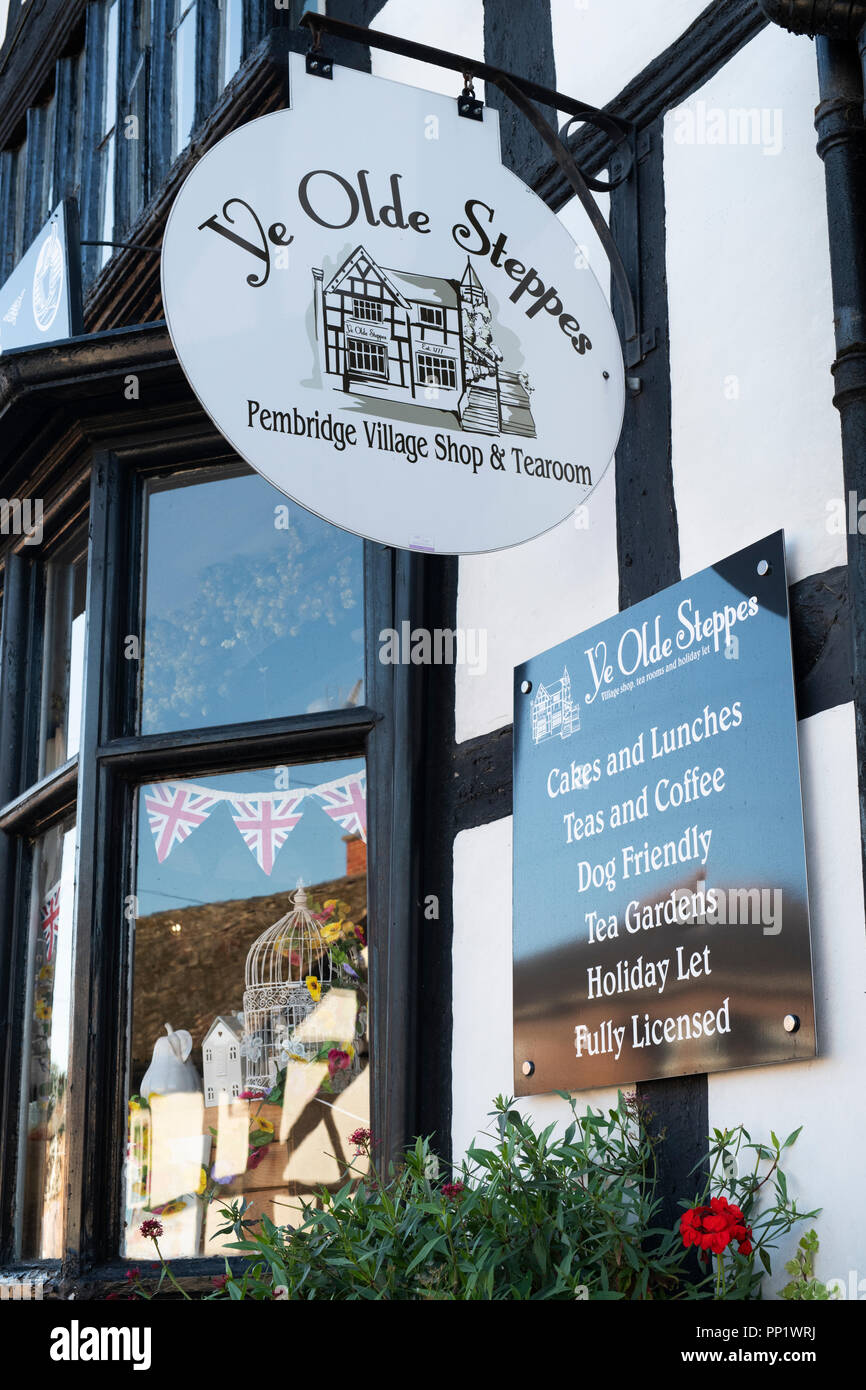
[
  {"x1": 513, "y1": 531, "x2": 816, "y2": 1093},
  {"x1": 0, "y1": 199, "x2": 82, "y2": 356}
]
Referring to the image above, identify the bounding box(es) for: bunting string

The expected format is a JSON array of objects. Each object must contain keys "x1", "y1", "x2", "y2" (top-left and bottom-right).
[{"x1": 143, "y1": 771, "x2": 367, "y2": 875}]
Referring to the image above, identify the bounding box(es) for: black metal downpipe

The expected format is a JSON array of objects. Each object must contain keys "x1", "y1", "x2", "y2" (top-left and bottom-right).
[
  {"x1": 758, "y1": 2, "x2": 866, "y2": 44},
  {"x1": 814, "y1": 39, "x2": 866, "y2": 902},
  {"x1": 761, "y1": 1, "x2": 866, "y2": 907}
]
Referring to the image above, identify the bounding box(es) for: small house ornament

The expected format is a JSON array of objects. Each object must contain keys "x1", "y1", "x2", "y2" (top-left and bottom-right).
[
  {"x1": 241, "y1": 883, "x2": 332, "y2": 1092},
  {"x1": 202, "y1": 1015, "x2": 244, "y2": 1105}
]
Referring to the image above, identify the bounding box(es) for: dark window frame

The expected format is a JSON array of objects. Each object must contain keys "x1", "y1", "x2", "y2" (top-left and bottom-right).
[
  {"x1": 0, "y1": 423, "x2": 416, "y2": 1286},
  {"x1": 418, "y1": 304, "x2": 444, "y2": 330}
]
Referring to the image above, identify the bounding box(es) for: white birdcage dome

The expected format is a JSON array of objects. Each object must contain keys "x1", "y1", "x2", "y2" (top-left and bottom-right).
[
  {"x1": 241, "y1": 884, "x2": 333, "y2": 1092},
  {"x1": 244, "y1": 884, "x2": 332, "y2": 992}
]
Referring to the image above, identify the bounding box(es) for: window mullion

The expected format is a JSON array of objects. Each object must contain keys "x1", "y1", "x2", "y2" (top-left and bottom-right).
[
  {"x1": 148, "y1": 0, "x2": 174, "y2": 188},
  {"x1": 0, "y1": 556, "x2": 37, "y2": 1261},
  {"x1": 52, "y1": 52, "x2": 84, "y2": 208},
  {"x1": 196, "y1": 0, "x2": 220, "y2": 132},
  {"x1": 80, "y1": 0, "x2": 111, "y2": 284},
  {"x1": 242, "y1": 0, "x2": 266, "y2": 59},
  {"x1": 0, "y1": 149, "x2": 17, "y2": 283},
  {"x1": 22, "y1": 106, "x2": 47, "y2": 247},
  {"x1": 64, "y1": 455, "x2": 119, "y2": 1268},
  {"x1": 116, "y1": 0, "x2": 150, "y2": 242}
]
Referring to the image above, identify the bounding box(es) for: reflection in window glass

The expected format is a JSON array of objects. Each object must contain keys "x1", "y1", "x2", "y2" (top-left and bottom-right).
[
  {"x1": 98, "y1": 0, "x2": 119, "y2": 267},
  {"x1": 221, "y1": 0, "x2": 243, "y2": 89},
  {"x1": 140, "y1": 472, "x2": 364, "y2": 734},
  {"x1": 173, "y1": 1, "x2": 198, "y2": 159},
  {"x1": 18, "y1": 817, "x2": 77, "y2": 1258},
  {"x1": 124, "y1": 758, "x2": 369, "y2": 1259},
  {"x1": 39, "y1": 553, "x2": 87, "y2": 778}
]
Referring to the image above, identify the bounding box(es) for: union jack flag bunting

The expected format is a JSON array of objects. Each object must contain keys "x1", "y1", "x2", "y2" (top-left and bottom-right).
[
  {"x1": 145, "y1": 782, "x2": 219, "y2": 863},
  {"x1": 41, "y1": 882, "x2": 61, "y2": 962},
  {"x1": 229, "y1": 793, "x2": 305, "y2": 875},
  {"x1": 316, "y1": 773, "x2": 367, "y2": 843}
]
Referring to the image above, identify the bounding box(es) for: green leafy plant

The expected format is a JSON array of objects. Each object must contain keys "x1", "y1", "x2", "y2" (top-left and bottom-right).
[
  {"x1": 780, "y1": 1229, "x2": 833, "y2": 1300},
  {"x1": 200, "y1": 1093, "x2": 817, "y2": 1301}
]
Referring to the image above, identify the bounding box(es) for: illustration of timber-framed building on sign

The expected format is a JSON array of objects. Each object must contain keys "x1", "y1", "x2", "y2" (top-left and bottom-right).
[{"x1": 312, "y1": 245, "x2": 537, "y2": 437}]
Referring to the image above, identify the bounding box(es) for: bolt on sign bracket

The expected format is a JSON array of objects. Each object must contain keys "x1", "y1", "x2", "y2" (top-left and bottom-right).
[{"x1": 299, "y1": 10, "x2": 651, "y2": 368}]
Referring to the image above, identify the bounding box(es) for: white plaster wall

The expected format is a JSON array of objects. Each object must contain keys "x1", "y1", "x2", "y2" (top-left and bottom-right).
[
  {"x1": 455, "y1": 189, "x2": 617, "y2": 745},
  {"x1": 446, "y1": 14, "x2": 864, "y2": 1301},
  {"x1": 709, "y1": 703, "x2": 866, "y2": 1297},
  {"x1": 452, "y1": 815, "x2": 624, "y2": 1162},
  {"x1": 452, "y1": 706, "x2": 866, "y2": 1297},
  {"x1": 367, "y1": 0, "x2": 484, "y2": 97},
  {"x1": 455, "y1": 465, "x2": 618, "y2": 743},
  {"x1": 551, "y1": 0, "x2": 709, "y2": 110},
  {"x1": 664, "y1": 25, "x2": 845, "y2": 584}
]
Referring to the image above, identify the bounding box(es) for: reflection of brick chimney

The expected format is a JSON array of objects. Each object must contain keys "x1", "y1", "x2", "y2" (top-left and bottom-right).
[{"x1": 343, "y1": 833, "x2": 367, "y2": 877}]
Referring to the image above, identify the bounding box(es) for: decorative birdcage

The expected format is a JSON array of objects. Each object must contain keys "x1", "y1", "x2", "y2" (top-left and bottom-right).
[{"x1": 240, "y1": 885, "x2": 332, "y2": 1093}]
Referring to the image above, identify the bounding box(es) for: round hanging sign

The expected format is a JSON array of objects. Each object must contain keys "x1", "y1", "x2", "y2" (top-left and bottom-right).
[{"x1": 162, "y1": 55, "x2": 625, "y2": 554}]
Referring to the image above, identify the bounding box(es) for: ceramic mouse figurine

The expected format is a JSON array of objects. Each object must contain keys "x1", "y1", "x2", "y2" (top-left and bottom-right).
[{"x1": 139, "y1": 1023, "x2": 201, "y2": 1100}]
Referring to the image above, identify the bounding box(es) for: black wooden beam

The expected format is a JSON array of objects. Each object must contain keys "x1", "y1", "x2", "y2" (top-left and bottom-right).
[
  {"x1": 0, "y1": 0, "x2": 87, "y2": 151},
  {"x1": 483, "y1": 0, "x2": 557, "y2": 186},
  {"x1": 534, "y1": 0, "x2": 769, "y2": 208}
]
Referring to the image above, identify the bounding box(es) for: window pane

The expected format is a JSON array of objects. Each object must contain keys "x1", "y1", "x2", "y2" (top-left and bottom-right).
[
  {"x1": 98, "y1": 0, "x2": 119, "y2": 264},
  {"x1": 39, "y1": 552, "x2": 87, "y2": 777},
  {"x1": 99, "y1": 132, "x2": 116, "y2": 268},
  {"x1": 221, "y1": 0, "x2": 243, "y2": 89},
  {"x1": 104, "y1": 0, "x2": 119, "y2": 141},
  {"x1": 18, "y1": 817, "x2": 77, "y2": 1259},
  {"x1": 139, "y1": 472, "x2": 364, "y2": 734},
  {"x1": 124, "y1": 757, "x2": 369, "y2": 1259},
  {"x1": 174, "y1": 1, "x2": 198, "y2": 159}
]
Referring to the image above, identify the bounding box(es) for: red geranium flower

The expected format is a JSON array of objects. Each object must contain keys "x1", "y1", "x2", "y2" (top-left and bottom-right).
[
  {"x1": 680, "y1": 1196, "x2": 753, "y2": 1256},
  {"x1": 442, "y1": 1181, "x2": 465, "y2": 1200}
]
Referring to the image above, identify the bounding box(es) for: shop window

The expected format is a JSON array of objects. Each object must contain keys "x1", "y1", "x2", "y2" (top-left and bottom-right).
[
  {"x1": 172, "y1": 0, "x2": 198, "y2": 159},
  {"x1": 0, "y1": 447, "x2": 403, "y2": 1289},
  {"x1": 139, "y1": 470, "x2": 364, "y2": 734},
  {"x1": 348, "y1": 339, "x2": 388, "y2": 378},
  {"x1": 38, "y1": 544, "x2": 87, "y2": 778},
  {"x1": 17, "y1": 816, "x2": 78, "y2": 1259},
  {"x1": 416, "y1": 352, "x2": 457, "y2": 390},
  {"x1": 124, "y1": 757, "x2": 369, "y2": 1258}
]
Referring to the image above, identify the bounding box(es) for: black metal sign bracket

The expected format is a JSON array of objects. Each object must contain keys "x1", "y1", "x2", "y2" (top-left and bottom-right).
[{"x1": 299, "y1": 10, "x2": 650, "y2": 369}]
